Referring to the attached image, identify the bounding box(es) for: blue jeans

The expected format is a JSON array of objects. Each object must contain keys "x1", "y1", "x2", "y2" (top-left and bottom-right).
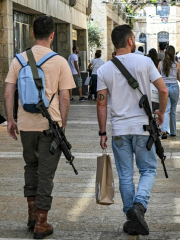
[
  {"x1": 112, "y1": 135, "x2": 158, "y2": 214},
  {"x1": 161, "y1": 83, "x2": 179, "y2": 135},
  {"x1": 91, "y1": 74, "x2": 97, "y2": 99}
]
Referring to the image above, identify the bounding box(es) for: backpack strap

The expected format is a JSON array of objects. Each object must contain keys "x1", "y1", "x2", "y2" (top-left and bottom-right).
[
  {"x1": 15, "y1": 54, "x2": 27, "y2": 67},
  {"x1": 36, "y1": 52, "x2": 59, "y2": 67},
  {"x1": 26, "y1": 49, "x2": 43, "y2": 100},
  {"x1": 111, "y1": 57, "x2": 139, "y2": 90}
]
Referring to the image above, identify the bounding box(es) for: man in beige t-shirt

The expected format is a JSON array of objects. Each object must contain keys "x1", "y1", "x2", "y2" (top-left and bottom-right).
[{"x1": 4, "y1": 16, "x2": 76, "y2": 239}]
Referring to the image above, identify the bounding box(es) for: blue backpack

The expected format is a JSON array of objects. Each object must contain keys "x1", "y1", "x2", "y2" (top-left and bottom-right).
[{"x1": 15, "y1": 49, "x2": 58, "y2": 113}]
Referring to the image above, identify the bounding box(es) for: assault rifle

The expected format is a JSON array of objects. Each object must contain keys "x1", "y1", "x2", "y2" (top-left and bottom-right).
[
  {"x1": 139, "y1": 95, "x2": 168, "y2": 178},
  {"x1": 36, "y1": 100, "x2": 78, "y2": 175}
]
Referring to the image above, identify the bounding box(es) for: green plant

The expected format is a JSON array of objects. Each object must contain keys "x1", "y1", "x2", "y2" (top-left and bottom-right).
[{"x1": 88, "y1": 20, "x2": 103, "y2": 58}]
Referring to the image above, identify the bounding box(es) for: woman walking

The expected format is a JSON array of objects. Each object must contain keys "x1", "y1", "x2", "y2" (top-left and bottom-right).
[
  {"x1": 88, "y1": 50, "x2": 104, "y2": 100},
  {"x1": 158, "y1": 45, "x2": 180, "y2": 139},
  {"x1": 148, "y1": 48, "x2": 160, "y2": 68}
]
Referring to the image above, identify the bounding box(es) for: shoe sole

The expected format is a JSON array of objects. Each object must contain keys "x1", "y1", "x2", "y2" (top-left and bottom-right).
[
  {"x1": 127, "y1": 209, "x2": 149, "y2": 235},
  {"x1": 27, "y1": 220, "x2": 36, "y2": 229},
  {"x1": 34, "y1": 229, "x2": 53, "y2": 239},
  {"x1": 123, "y1": 221, "x2": 139, "y2": 235}
]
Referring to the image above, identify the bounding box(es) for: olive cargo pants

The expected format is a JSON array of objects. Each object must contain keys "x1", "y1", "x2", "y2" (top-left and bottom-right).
[{"x1": 20, "y1": 131, "x2": 61, "y2": 210}]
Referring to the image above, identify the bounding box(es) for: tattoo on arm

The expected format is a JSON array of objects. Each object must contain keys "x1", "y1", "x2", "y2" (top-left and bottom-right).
[{"x1": 98, "y1": 94, "x2": 105, "y2": 101}]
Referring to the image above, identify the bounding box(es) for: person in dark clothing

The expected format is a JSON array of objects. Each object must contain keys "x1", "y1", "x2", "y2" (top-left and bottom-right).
[{"x1": 148, "y1": 48, "x2": 160, "y2": 68}]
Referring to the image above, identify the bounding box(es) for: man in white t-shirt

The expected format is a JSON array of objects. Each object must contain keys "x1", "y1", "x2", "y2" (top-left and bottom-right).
[
  {"x1": 68, "y1": 47, "x2": 87, "y2": 101},
  {"x1": 97, "y1": 25, "x2": 168, "y2": 236}
]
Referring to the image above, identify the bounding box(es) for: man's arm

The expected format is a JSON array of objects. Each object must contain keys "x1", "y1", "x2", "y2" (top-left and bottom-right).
[
  {"x1": 153, "y1": 77, "x2": 168, "y2": 125},
  {"x1": 59, "y1": 89, "x2": 70, "y2": 130},
  {"x1": 74, "y1": 61, "x2": 81, "y2": 77},
  {"x1": 97, "y1": 89, "x2": 108, "y2": 149},
  {"x1": 176, "y1": 62, "x2": 180, "y2": 82},
  {"x1": 4, "y1": 82, "x2": 19, "y2": 140}
]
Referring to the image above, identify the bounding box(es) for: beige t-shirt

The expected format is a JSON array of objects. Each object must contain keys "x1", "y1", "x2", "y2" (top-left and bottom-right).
[{"x1": 5, "y1": 45, "x2": 76, "y2": 131}]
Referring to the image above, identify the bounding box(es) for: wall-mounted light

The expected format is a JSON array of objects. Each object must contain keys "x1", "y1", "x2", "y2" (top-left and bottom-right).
[{"x1": 69, "y1": 0, "x2": 77, "y2": 7}]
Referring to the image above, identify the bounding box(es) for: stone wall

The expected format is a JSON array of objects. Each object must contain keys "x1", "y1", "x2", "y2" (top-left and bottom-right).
[
  {"x1": 91, "y1": 0, "x2": 125, "y2": 61},
  {"x1": 134, "y1": 6, "x2": 180, "y2": 54},
  {"x1": 107, "y1": 18, "x2": 114, "y2": 61},
  {"x1": 56, "y1": 23, "x2": 72, "y2": 60},
  {"x1": 0, "y1": 0, "x2": 13, "y2": 116}
]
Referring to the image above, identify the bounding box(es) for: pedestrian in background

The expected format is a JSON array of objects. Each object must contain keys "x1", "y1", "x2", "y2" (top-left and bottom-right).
[
  {"x1": 158, "y1": 42, "x2": 166, "y2": 61},
  {"x1": 158, "y1": 45, "x2": 180, "y2": 139},
  {"x1": 88, "y1": 50, "x2": 104, "y2": 100},
  {"x1": 97, "y1": 24, "x2": 167, "y2": 236},
  {"x1": 148, "y1": 48, "x2": 160, "y2": 68},
  {"x1": 4, "y1": 16, "x2": 76, "y2": 239},
  {"x1": 134, "y1": 46, "x2": 144, "y2": 55},
  {"x1": 68, "y1": 47, "x2": 87, "y2": 101}
]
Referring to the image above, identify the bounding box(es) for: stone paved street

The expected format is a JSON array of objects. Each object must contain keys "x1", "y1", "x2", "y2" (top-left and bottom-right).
[{"x1": 1, "y1": 98, "x2": 180, "y2": 239}]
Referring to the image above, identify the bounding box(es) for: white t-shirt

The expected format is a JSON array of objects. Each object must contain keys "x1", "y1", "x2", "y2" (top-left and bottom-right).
[
  {"x1": 134, "y1": 50, "x2": 144, "y2": 55},
  {"x1": 90, "y1": 58, "x2": 105, "y2": 75},
  {"x1": 68, "y1": 53, "x2": 78, "y2": 75},
  {"x1": 97, "y1": 53, "x2": 161, "y2": 136}
]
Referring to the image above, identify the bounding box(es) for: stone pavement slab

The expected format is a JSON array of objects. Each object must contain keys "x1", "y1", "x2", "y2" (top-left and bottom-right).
[{"x1": 0, "y1": 97, "x2": 180, "y2": 239}]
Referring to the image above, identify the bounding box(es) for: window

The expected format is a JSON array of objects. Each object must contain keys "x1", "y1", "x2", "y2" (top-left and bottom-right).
[{"x1": 13, "y1": 11, "x2": 31, "y2": 54}]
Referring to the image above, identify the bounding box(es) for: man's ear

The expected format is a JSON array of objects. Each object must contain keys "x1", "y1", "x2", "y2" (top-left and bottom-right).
[
  {"x1": 127, "y1": 37, "x2": 133, "y2": 47},
  {"x1": 32, "y1": 31, "x2": 35, "y2": 39},
  {"x1": 50, "y1": 32, "x2": 54, "y2": 40}
]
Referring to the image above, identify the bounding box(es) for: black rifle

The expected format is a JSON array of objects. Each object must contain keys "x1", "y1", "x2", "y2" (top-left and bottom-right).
[
  {"x1": 36, "y1": 100, "x2": 78, "y2": 175},
  {"x1": 111, "y1": 57, "x2": 168, "y2": 178},
  {"x1": 139, "y1": 95, "x2": 168, "y2": 178}
]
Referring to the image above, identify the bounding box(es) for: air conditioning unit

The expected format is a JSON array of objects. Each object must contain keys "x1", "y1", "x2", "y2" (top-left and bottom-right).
[{"x1": 69, "y1": 0, "x2": 76, "y2": 7}]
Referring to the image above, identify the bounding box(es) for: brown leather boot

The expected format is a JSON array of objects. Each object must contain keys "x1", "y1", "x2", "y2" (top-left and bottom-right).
[
  {"x1": 34, "y1": 209, "x2": 53, "y2": 239},
  {"x1": 27, "y1": 197, "x2": 36, "y2": 229}
]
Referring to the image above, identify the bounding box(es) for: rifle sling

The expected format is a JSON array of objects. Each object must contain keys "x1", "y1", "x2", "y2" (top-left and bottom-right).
[
  {"x1": 26, "y1": 49, "x2": 43, "y2": 92},
  {"x1": 111, "y1": 57, "x2": 139, "y2": 90}
]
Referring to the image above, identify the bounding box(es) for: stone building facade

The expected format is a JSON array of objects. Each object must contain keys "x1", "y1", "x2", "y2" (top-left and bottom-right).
[
  {"x1": 90, "y1": 0, "x2": 126, "y2": 62},
  {"x1": 133, "y1": 5, "x2": 180, "y2": 54},
  {"x1": 0, "y1": 0, "x2": 90, "y2": 115}
]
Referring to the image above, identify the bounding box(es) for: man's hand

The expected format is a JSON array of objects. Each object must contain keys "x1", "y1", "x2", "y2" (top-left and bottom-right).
[
  {"x1": 78, "y1": 72, "x2": 81, "y2": 77},
  {"x1": 100, "y1": 135, "x2": 108, "y2": 149},
  {"x1": 8, "y1": 120, "x2": 19, "y2": 140},
  {"x1": 154, "y1": 109, "x2": 164, "y2": 125}
]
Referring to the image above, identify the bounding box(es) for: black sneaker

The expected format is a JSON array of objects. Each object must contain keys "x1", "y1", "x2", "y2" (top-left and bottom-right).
[
  {"x1": 70, "y1": 98, "x2": 74, "y2": 102},
  {"x1": 79, "y1": 97, "x2": 87, "y2": 101},
  {"x1": 126, "y1": 202, "x2": 149, "y2": 235},
  {"x1": 123, "y1": 221, "x2": 139, "y2": 235},
  {"x1": 162, "y1": 132, "x2": 167, "y2": 139}
]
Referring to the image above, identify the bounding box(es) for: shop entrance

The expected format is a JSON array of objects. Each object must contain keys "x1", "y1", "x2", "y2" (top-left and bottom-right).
[
  {"x1": 139, "y1": 33, "x2": 147, "y2": 54},
  {"x1": 157, "y1": 31, "x2": 169, "y2": 50}
]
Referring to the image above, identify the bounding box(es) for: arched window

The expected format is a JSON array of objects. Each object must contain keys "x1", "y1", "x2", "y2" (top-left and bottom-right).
[
  {"x1": 158, "y1": 31, "x2": 169, "y2": 42},
  {"x1": 139, "y1": 33, "x2": 146, "y2": 43}
]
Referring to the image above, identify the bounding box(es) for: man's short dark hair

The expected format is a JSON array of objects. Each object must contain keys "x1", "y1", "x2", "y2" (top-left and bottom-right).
[
  {"x1": 138, "y1": 46, "x2": 144, "y2": 53},
  {"x1": 73, "y1": 46, "x2": 77, "y2": 52},
  {"x1": 33, "y1": 16, "x2": 55, "y2": 40},
  {"x1": 111, "y1": 25, "x2": 133, "y2": 49},
  {"x1": 159, "y1": 43, "x2": 166, "y2": 50}
]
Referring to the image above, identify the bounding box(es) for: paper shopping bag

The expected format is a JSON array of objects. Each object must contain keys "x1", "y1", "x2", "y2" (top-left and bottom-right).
[{"x1": 96, "y1": 154, "x2": 114, "y2": 205}]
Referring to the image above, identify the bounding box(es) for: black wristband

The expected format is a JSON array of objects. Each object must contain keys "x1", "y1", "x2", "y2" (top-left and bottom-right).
[{"x1": 99, "y1": 131, "x2": 106, "y2": 136}]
